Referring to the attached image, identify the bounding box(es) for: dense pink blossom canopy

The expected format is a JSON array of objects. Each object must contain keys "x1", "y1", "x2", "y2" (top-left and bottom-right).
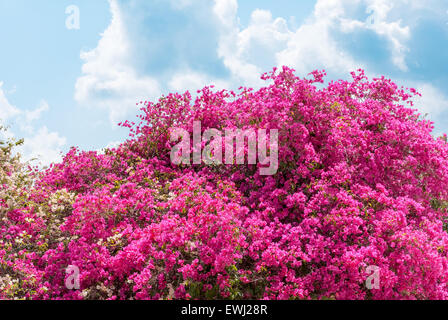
[{"x1": 2, "y1": 67, "x2": 448, "y2": 300}]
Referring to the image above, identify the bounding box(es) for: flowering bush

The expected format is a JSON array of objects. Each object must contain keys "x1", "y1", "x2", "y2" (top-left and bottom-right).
[
  {"x1": 2, "y1": 67, "x2": 448, "y2": 300},
  {"x1": 0, "y1": 126, "x2": 40, "y2": 298}
]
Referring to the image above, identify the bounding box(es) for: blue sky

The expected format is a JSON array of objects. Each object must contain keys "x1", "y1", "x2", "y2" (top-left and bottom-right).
[{"x1": 0, "y1": 0, "x2": 447, "y2": 166}]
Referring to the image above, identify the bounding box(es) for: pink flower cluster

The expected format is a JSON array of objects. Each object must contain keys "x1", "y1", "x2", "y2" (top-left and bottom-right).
[{"x1": 2, "y1": 67, "x2": 448, "y2": 300}]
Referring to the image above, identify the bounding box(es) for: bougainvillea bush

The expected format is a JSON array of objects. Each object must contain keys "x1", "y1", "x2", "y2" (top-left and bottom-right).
[{"x1": 2, "y1": 67, "x2": 448, "y2": 300}]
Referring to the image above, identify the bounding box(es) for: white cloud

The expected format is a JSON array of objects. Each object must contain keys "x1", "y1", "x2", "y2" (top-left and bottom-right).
[
  {"x1": 213, "y1": 0, "x2": 264, "y2": 87},
  {"x1": 169, "y1": 0, "x2": 196, "y2": 10},
  {"x1": 212, "y1": 0, "x2": 362, "y2": 83},
  {"x1": 278, "y1": 0, "x2": 360, "y2": 74},
  {"x1": 213, "y1": 0, "x2": 238, "y2": 29},
  {"x1": 168, "y1": 70, "x2": 229, "y2": 93},
  {"x1": 0, "y1": 82, "x2": 21, "y2": 120},
  {"x1": 277, "y1": 19, "x2": 361, "y2": 76},
  {"x1": 75, "y1": 0, "x2": 414, "y2": 116},
  {"x1": 0, "y1": 82, "x2": 52, "y2": 133},
  {"x1": 407, "y1": 83, "x2": 448, "y2": 136},
  {"x1": 0, "y1": 82, "x2": 66, "y2": 166},
  {"x1": 212, "y1": 0, "x2": 416, "y2": 82},
  {"x1": 358, "y1": 0, "x2": 410, "y2": 71},
  {"x1": 75, "y1": 0, "x2": 161, "y2": 124},
  {"x1": 24, "y1": 100, "x2": 49, "y2": 123},
  {"x1": 315, "y1": 0, "x2": 411, "y2": 71},
  {"x1": 18, "y1": 126, "x2": 67, "y2": 166},
  {"x1": 73, "y1": 0, "x2": 444, "y2": 128},
  {"x1": 413, "y1": 83, "x2": 448, "y2": 118},
  {"x1": 280, "y1": 0, "x2": 413, "y2": 73},
  {"x1": 20, "y1": 100, "x2": 50, "y2": 133}
]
